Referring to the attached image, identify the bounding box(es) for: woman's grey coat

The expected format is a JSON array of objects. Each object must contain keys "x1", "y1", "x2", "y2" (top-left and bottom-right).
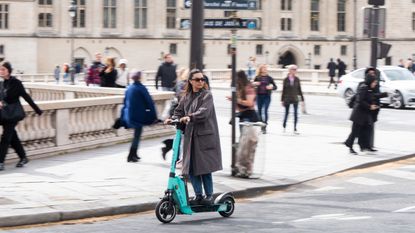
[{"x1": 174, "y1": 89, "x2": 222, "y2": 176}]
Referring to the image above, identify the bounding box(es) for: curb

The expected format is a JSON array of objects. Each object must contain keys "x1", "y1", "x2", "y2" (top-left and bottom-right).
[{"x1": 1, "y1": 153, "x2": 414, "y2": 228}]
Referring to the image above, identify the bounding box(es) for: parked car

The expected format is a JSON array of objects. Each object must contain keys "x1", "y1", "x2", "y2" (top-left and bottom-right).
[{"x1": 337, "y1": 66, "x2": 415, "y2": 109}]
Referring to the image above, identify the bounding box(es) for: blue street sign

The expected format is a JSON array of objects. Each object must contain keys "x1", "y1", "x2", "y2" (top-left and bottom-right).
[
  {"x1": 180, "y1": 18, "x2": 259, "y2": 29},
  {"x1": 184, "y1": 0, "x2": 258, "y2": 10}
]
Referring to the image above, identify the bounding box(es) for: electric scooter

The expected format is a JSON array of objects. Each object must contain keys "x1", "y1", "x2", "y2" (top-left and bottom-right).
[{"x1": 155, "y1": 119, "x2": 235, "y2": 223}]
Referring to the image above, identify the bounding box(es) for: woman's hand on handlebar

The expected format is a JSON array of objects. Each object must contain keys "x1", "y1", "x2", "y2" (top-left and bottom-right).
[
  {"x1": 164, "y1": 118, "x2": 173, "y2": 124},
  {"x1": 180, "y1": 116, "x2": 191, "y2": 124}
]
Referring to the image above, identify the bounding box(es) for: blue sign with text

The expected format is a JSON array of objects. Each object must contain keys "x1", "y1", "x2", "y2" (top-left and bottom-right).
[{"x1": 180, "y1": 18, "x2": 259, "y2": 29}]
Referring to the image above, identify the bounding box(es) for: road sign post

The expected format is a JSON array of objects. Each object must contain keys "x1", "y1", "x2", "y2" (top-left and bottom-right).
[{"x1": 190, "y1": 0, "x2": 204, "y2": 70}]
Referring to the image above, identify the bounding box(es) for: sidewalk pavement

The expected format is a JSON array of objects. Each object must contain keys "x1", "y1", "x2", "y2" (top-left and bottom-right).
[{"x1": 0, "y1": 115, "x2": 414, "y2": 227}]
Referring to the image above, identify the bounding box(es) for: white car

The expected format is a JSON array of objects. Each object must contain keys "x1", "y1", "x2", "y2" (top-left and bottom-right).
[{"x1": 337, "y1": 66, "x2": 415, "y2": 109}]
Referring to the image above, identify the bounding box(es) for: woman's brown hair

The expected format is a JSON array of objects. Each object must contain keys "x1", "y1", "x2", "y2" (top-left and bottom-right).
[{"x1": 184, "y1": 69, "x2": 209, "y2": 94}]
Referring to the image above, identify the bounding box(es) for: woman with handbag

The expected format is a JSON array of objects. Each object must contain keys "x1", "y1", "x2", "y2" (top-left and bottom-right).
[
  {"x1": 0, "y1": 61, "x2": 43, "y2": 171},
  {"x1": 120, "y1": 70, "x2": 157, "y2": 162},
  {"x1": 227, "y1": 70, "x2": 258, "y2": 126}
]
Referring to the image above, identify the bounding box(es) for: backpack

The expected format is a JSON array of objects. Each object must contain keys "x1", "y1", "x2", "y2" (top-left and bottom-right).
[{"x1": 348, "y1": 93, "x2": 356, "y2": 108}]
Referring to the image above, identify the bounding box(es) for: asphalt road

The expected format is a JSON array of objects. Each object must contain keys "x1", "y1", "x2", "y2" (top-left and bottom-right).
[
  {"x1": 2, "y1": 158, "x2": 413, "y2": 233},
  {"x1": 212, "y1": 90, "x2": 415, "y2": 132}
]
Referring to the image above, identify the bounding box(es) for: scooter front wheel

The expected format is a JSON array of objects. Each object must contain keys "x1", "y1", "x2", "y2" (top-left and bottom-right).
[
  {"x1": 219, "y1": 196, "x2": 235, "y2": 217},
  {"x1": 155, "y1": 199, "x2": 177, "y2": 223}
]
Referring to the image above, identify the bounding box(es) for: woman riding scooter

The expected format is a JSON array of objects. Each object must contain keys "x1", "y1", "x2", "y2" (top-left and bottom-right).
[{"x1": 165, "y1": 69, "x2": 222, "y2": 206}]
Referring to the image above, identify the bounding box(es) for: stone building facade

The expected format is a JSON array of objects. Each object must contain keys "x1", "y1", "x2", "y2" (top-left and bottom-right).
[{"x1": 0, "y1": 0, "x2": 415, "y2": 73}]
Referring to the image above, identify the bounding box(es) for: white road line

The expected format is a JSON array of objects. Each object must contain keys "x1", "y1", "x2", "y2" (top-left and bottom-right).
[
  {"x1": 291, "y1": 214, "x2": 373, "y2": 223},
  {"x1": 311, "y1": 214, "x2": 346, "y2": 219},
  {"x1": 347, "y1": 177, "x2": 393, "y2": 186},
  {"x1": 377, "y1": 169, "x2": 415, "y2": 181},
  {"x1": 337, "y1": 216, "x2": 372, "y2": 221},
  {"x1": 393, "y1": 206, "x2": 415, "y2": 213},
  {"x1": 314, "y1": 186, "x2": 345, "y2": 192}
]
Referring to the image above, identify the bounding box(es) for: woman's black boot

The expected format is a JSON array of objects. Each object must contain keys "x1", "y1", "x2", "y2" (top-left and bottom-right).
[
  {"x1": 16, "y1": 157, "x2": 29, "y2": 168},
  {"x1": 127, "y1": 148, "x2": 140, "y2": 162},
  {"x1": 0, "y1": 163, "x2": 4, "y2": 171}
]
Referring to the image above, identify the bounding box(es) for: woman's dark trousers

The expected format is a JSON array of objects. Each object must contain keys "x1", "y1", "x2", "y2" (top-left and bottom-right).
[
  {"x1": 130, "y1": 126, "x2": 143, "y2": 152},
  {"x1": 345, "y1": 122, "x2": 370, "y2": 150},
  {"x1": 0, "y1": 122, "x2": 26, "y2": 163},
  {"x1": 257, "y1": 94, "x2": 271, "y2": 124},
  {"x1": 283, "y1": 102, "x2": 299, "y2": 130}
]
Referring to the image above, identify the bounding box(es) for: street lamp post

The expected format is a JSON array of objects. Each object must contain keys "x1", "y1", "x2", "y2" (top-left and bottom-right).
[{"x1": 68, "y1": 0, "x2": 77, "y2": 85}]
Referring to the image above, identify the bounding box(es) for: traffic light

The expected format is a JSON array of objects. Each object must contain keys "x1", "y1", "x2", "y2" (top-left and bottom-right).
[
  {"x1": 368, "y1": 0, "x2": 385, "y2": 6},
  {"x1": 377, "y1": 42, "x2": 391, "y2": 59}
]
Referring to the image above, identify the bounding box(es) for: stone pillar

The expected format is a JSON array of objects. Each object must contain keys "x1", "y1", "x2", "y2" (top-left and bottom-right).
[{"x1": 55, "y1": 109, "x2": 70, "y2": 146}]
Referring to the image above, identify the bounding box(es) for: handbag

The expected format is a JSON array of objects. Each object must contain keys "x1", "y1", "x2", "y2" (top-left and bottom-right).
[
  {"x1": 0, "y1": 81, "x2": 26, "y2": 123},
  {"x1": 1, "y1": 102, "x2": 26, "y2": 123}
]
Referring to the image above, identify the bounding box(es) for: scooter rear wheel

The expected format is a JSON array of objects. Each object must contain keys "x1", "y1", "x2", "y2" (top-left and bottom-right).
[
  {"x1": 155, "y1": 199, "x2": 177, "y2": 223},
  {"x1": 219, "y1": 196, "x2": 235, "y2": 217}
]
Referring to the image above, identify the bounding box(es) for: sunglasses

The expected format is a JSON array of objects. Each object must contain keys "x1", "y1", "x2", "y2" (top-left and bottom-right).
[{"x1": 191, "y1": 78, "x2": 206, "y2": 82}]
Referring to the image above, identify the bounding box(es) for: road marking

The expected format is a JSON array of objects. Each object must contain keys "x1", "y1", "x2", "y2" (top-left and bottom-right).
[
  {"x1": 347, "y1": 177, "x2": 393, "y2": 186},
  {"x1": 271, "y1": 221, "x2": 286, "y2": 225},
  {"x1": 314, "y1": 186, "x2": 345, "y2": 192},
  {"x1": 393, "y1": 206, "x2": 415, "y2": 213},
  {"x1": 311, "y1": 214, "x2": 346, "y2": 219},
  {"x1": 291, "y1": 214, "x2": 372, "y2": 223},
  {"x1": 337, "y1": 216, "x2": 372, "y2": 221},
  {"x1": 377, "y1": 169, "x2": 415, "y2": 181}
]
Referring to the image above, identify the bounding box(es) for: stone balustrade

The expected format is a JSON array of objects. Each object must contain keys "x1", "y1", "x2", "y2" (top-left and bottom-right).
[
  {"x1": 16, "y1": 68, "x2": 332, "y2": 86},
  {"x1": 2, "y1": 85, "x2": 175, "y2": 162}
]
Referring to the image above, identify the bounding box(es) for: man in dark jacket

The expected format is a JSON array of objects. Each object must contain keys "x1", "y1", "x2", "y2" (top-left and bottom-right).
[
  {"x1": 155, "y1": 54, "x2": 177, "y2": 91},
  {"x1": 327, "y1": 58, "x2": 337, "y2": 89},
  {"x1": 345, "y1": 74, "x2": 379, "y2": 154},
  {"x1": 364, "y1": 67, "x2": 388, "y2": 150},
  {"x1": 337, "y1": 58, "x2": 347, "y2": 81}
]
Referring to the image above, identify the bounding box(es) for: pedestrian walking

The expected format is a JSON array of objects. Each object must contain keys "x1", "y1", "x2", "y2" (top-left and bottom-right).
[
  {"x1": 160, "y1": 67, "x2": 189, "y2": 160},
  {"x1": 344, "y1": 73, "x2": 380, "y2": 154},
  {"x1": 337, "y1": 58, "x2": 347, "y2": 81},
  {"x1": 281, "y1": 64, "x2": 304, "y2": 134},
  {"x1": 253, "y1": 64, "x2": 277, "y2": 134},
  {"x1": 406, "y1": 58, "x2": 415, "y2": 73},
  {"x1": 120, "y1": 70, "x2": 157, "y2": 162},
  {"x1": 246, "y1": 56, "x2": 257, "y2": 81},
  {"x1": 99, "y1": 57, "x2": 117, "y2": 87},
  {"x1": 165, "y1": 68, "x2": 222, "y2": 205},
  {"x1": 327, "y1": 58, "x2": 337, "y2": 89},
  {"x1": 155, "y1": 54, "x2": 177, "y2": 91},
  {"x1": 228, "y1": 71, "x2": 259, "y2": 178},
  {"x1": 86, "y1": 53, "x2": 105, "y2": 87},
  {"x1": 232, "y1": 70, "x2": 258, "y2": 123},
  {"x1": 226, "y1": 70, "x2": 258, "y2": 128},
  {"x1": 54, "y1": 65, "x2": 60, "y2": 84},
  {"x1": 0, "y1": 61, "x2": 43, "y2": 171},
  {"x1": 363, "y1": 67, "x2": 388, "y2": 151},
  {"x1": 116, "y1": 59, "x2": 129, "y2": 88},
  {"x1": 62, "y1": 63, "x2": 70, "y2": 84},
  {"x1": 398, "y1": 59, "x2": 405, "y2": 68}
]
